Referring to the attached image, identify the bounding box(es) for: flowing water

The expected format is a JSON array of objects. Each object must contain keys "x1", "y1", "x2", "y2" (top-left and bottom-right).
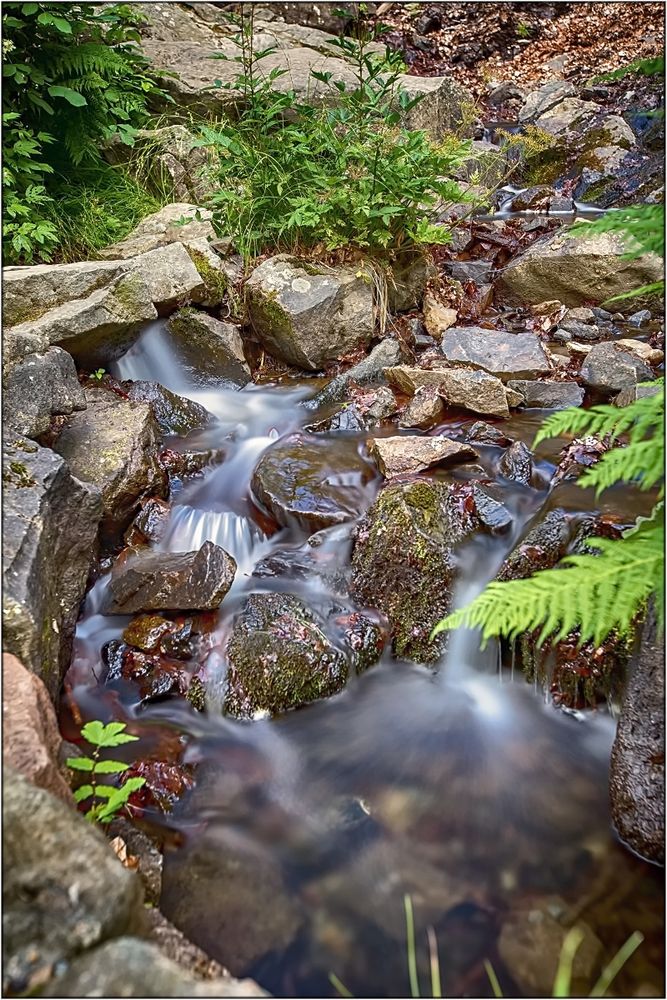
[{"x1": 63, "y1": 322, "x2": 664, "y2": 998}]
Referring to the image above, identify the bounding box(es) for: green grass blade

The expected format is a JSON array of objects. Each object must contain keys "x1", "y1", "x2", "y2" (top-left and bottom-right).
[
  {"x1": 484, "y1": 959, "x2": 504, "y2": 999},
  {"x1": 553, "y1": 926, "x2": 585, "y2": 997},
  {"x1": 404, "y1": 894, "x2": 421, "y2": 998},
  {"x1": 588, "y1": 931, "x2": 644, "y2": 997},
  {"x1": 329, "y1": 972, "x2": 354, "y2": 998}
]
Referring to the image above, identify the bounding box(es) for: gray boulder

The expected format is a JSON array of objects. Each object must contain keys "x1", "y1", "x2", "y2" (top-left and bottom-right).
[
  {"x1": 167, "y1": 309, "x2": 251, "y2": 385},
  {"x1": 610, "y1": 606, "x2": 664, "y2": 864},
  {"x1": 303, "y1": 337, "x2": 404, "y2": 411},
  {"x1": 3, "y1": 347, "x2": 86, "y2": 439},
  {"x1": 3, "y1": 769, "x2": 143, "y2": 996},
  {"x1": 368, "y1": 435, "x2": 477, "y2": 477},
  {"x1": 107, "y1": 541, "x2": 237, "y2": 614},
  {"x1": 499, "y1": 227, "x2": 664, "y2": 307},
  {"x1": 2, "y1": 441, "x2": 102, "y2": 699},
  {"x1": 506, "y1": 379, "x2": 585, "y2": 409},
  {"x1": 124, "y1": 242, "x2": 208, "y2": 313},
  {"x1": 99, "y1": 202, "x2": 216, "y2": 260},
  {"x1": 246, "y1": 255, "x2": 374, "y2": 370},
  {"x1": 580, "y1": 342, "x2": 653, "y2": 395},
  {"x1": 440, "y1": 327, "x2": 553, "y2": 379},
  {"x1": 518, "y1": 80, "x2": 576, "y2": 122},
  {"x1": 535, "y1": 96, "x2": 600, "y2": 136},
  {"x1": 3, "y1": 259, "x2": 124, "y2": 328},
  {"x1": 438, "y1": 366, "x2": 512, "y2": 417},
  {"x1": 52, "y1": 386, "x2": 167, "y2": 542}
]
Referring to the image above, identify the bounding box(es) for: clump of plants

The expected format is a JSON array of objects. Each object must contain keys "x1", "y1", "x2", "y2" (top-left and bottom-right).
[
  {"x1": 67, "y1": 720, "x2": 145, "y2": 824},
  {"x1": 197, "y1": 4, "x2": 471, "y2": 260}
]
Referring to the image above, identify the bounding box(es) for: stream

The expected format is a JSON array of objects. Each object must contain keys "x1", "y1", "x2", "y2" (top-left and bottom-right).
[{"x1": 60, "y1": 320, "x2": 664, "y2": 998}]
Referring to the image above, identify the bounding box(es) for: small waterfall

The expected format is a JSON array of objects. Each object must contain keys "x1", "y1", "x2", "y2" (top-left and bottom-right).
[{"x1": 160, "y1": 505, "x2": 266, "y2": 573}]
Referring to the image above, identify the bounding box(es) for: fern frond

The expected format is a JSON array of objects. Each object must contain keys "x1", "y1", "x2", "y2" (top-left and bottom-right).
[
  {"x1": 433, "y1": 505, "x2": 664, "y2": 647},
  {"x1": 579, "y1": 439, "x2": 665, "y2": 495},
  {"x1": 571, "y1": 204, "x2": 665, "y2": 260},
  {"x1": 534, "y1": 383, "x2": 664, "y2": 448}
]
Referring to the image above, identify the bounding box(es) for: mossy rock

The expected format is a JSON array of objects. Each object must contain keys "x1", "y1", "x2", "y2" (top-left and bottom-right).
[
  {"x1": 224, "y1": 592, "x2": 381, "y2": 717},
  {"x1": 351, "y1": 480, "x2": 480, "y2": 663}
]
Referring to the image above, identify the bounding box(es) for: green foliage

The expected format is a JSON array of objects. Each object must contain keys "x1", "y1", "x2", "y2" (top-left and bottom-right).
[
  {"x1": 433, "y1": 384, "x2": 665, "y2": 648},
  {"x1": 571, "y1": 204, "x2": 665, "y2": 302},
  {"x1": 66, "y1": 720, "x2": 145, "y2": 824},
  {"x1": 591, "y1": 55, "x2": 665, "y2": 84},
  {"x1": 199, "y1": 6, "x2": 470, "y2": 259},
  {"x1": 2, "y1": 2, "x2": 169, "y2": 263}
]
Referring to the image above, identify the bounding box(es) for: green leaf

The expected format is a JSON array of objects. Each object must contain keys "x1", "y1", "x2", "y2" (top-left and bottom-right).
[
  {"x1": 37, "y1": 12, "x2": 72, "y2": 32},
  {"x1": 73, "y1": 784, "x2": 94, "y2": 802},
  {"x1": 21, "y1": 2, "x2": 39, "y2": 12},
  {"x1": 96, "y1": 777, "x2": 146, "y2": 820},
  {"x1": 47, "y1": 86, "x2": 87, "y2": 107},
  {"x1": 80, "y1": 720, "x2": 106, "y2": 746},
  {"x1": 94, "y1": 759, "x2": 130, "y2": 774},
  {"x1": 66, "y1": 756, "x2": 95, "y2": 771}
]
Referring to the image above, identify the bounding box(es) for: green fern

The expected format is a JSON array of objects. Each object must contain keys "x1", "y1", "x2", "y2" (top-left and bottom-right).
[{"x1": 570, "y1": 205, "x2": 665, "y2": 302}]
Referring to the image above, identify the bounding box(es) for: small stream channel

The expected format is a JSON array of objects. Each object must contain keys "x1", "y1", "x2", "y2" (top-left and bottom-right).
[{"x1": 60, "y1": 320, "x2": 664, "y2": 998}]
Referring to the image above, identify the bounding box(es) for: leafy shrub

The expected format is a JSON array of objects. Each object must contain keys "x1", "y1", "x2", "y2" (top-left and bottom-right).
[
  {"x1": 198, "y1": 6, "x2": 470, "y2": 259},
  {"x1": 2, "y1": 2, "x2": 169, "y2": 263},
  {"x1": 67, "y1": 720, "x2": 145, "y2": 824}
]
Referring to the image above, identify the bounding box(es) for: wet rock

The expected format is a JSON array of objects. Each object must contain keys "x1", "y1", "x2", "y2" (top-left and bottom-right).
[
  {"x1": 498, "y1": 441, "x2": 537, "y2": 487},
  {"x1": 53, "y1": 386, "x2": 167, "y2": 542},
  {"x1": 351, "y1": 384, "x2": 399, "y2": 426},
  {"x1": 498, "y1": 510, "x2": 572, "y2": 581},
  {"x1": 305, "y1": 404, "x2": 367, "y2": 434},
  {"x1": 167, "y1": 309, "x2": 251, "y2": 386},
  {"x1": 499, "y1": 227, "x2": 664, "y2": 307},
  {"x1": 553, "y1": 320, "x2": 603, "y2": 343},
  {"x1": 2, "y1": 654, "x2": 73, "y2": 803},
  {"x1": 399, "y1": 386, "x2": 445, "y2": 428},
  {"x1": 303, "y1": 337, "x2": 404, "y2": 411},
  {"x1": 510, "y1": 185, "x2": 554, "y2": 211},
  {"x1": 518, "y1": 80, "x2": 576, "y2": 122},
  {"x1": 251, "y1": 432, "x2": 375, "y2": 532},
  {"x1": 107, "y1": 817, "x2": 164, "y2": 907},
  {"x1": 465, "y1": 421, "x2": 513, "y2": 446},
  {"x1": 610, "y1": 605, "x2": 664, "y2": 864},
  {"x1": 423, "y1": 294, "x2": 458, "y2": 340},
  {"x1": 352, "y1": 480, "x2": 480, "y2": 661},
  {"x1": 440, "y1": 327, "x2": 552, "y2": 380},
  {"x1": 107, "y1": 541, "x2": 236, "y2": 614},
  {"x1": 123, "y1": 615, "x2": 175, "y2": 652},
  {"x1": 98, "y1": 202, "x2": 216, "y2": 259},
  {"x1": 8, "y1": 271, "x2": 157, "y2": 369},
  {"x1": 368, "y1": 435, "x2": 477, "y2": 478},
  {"x1": 470, "y1": 483, "x2": 513, "y2": 533},
  {"x1": 3, "y1": 347, "x2": 87, "y2": 440},
  {"x1": 40, "y1": 936, "x2": 267, "y2": 998},
  {"x1": 450, "y1": 260, "x2": 492, "y2": 284},
  {"x1": 116, "y1": 649, "x2": 189, "y2": 703},
  {"x1": 122, "y1": 380, "x2": 211, "y2": 436},
  {"x1": 580, "y1": 342, "x2": 653, "y2": 396},
  {"x1": 225, "y1": 592, "x2": 380, "y2": 717},
  {"x1": 246, "y1": 255, "x2": 374, "y2": 370},
  {"x1": 125, "y1": 760, "x2": 194, "y2": 814},
  {"x1": 387, "y1": 251, "x2": 435, "y2": 311},
  {"x1": 3, "y1": 769, "x2": 143, "y2": 996},
  {"x1": 506, "y1": 380, "x2": 584, "y2": 409},
  {"x1": 2, "y1": 441, "x2": 101, "y2": 699},
  {"x1": 626, "y1": 309, "x2": 652, "y2": 327},
  {"x1": 438, "y1": 366, "x2": 512, "y2": 417},
  {"x1": 159, "y1": 447, "x2": 224, "y2": 481},
  {"x1": 126, "y1": 497, "x2": 172, "y2": 546},
  {"x1": 614, "y1": 338, "x2": 664, "y2": 366},
  {"x1": 498, "y1": 903, "x2": 602, "y2": 996}
]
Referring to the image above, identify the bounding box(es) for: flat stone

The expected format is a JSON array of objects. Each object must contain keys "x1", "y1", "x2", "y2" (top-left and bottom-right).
[
  {"x1": 2, "y1": 441, "x2": 102, "y2": 698},
  {"x1": 518, "y1": 80, "x2": 576, "y2": 122},
  {"x1": 3, "y1": 769, "x2": 143, "y2": 996},
  {"x1": 439, "y1": 327, "x2": 552, "y2": 379},
  {"x1": 580, "y1": 342, "x2": 654, "y2": 395},
  {"x1": 614, "y1": 338, "x2": 664, "y2": 365},
  {"x1": 53, "y1": 387, "x2": 167, "y2": 542},
  {"x1": 368, "y1": 435, "x2": 477, "y2": 477},
  {"x1": 2, "y1": 654, "x2": 73, "y2": 803},
  {"x1": 535, "y1": 97, "x2": 600, "y2": 135},
  {"x1": 450, "y1": 260, "x2": 492, "y2": 284},
  {"x1": 245, "y1": 255, "x2": 374, "y2": 370},
  {"x1": 251, "y1": 432, "x2": 375, "y2": 531},
  {"x1": 438, "y1": 366, "x2": 511, "y2": 417},
  {"x1": 99, "y1": 202, "x2": 215, "y2": 259},
  {"x1": 3, "y1": 259, "x2": 124, "y2": 328},
  {"x1": 107, "y1": 541, "x2": 237, "y2": 613},
  {"x1": 3, "y1": 347, "x2": 87, "y2": 439},
  {"x1": 123, "y1": 242, "x2": 208, "y2": 313},
  {"x1": 384, "y1": 365, "x2": 451, "y2": 394},
  {"x1": 506, "y1": 380, "x2": 585, "y2": 409}
]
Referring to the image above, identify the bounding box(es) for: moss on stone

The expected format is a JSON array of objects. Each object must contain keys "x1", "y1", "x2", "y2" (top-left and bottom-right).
[{"x1": 185, "y1": 247, "x2": 228, "y2": 305}]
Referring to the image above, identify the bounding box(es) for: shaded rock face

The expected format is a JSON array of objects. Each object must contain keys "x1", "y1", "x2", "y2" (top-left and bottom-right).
[
  {"x1": 440, "y1": 327, "x2": 552, "y2": 380},
  {"x1": 387, "y1": 251, "x2": 436, "y2": 312},
  {"x1": 245, "y1": 255, "x2": 374, "y2": 370},
  {"x1": 3, "y1": 346, "x2": 87, "y2": 440},
  {"x1": 610, "y1": 606, "x2": 665, "y2": 864},
  {"x1": 497, "y1": 441, "x2": 537, "y2": 488},
  {"x1": 225, "y1": 592, "x2": 382, "y2": 718},
  {"x1": 303, "y1": 337, "x2": 404, "y2": 412},
  {"x1": 107, "y1": 541, "x2": 237, "y2": 614},
  {"x1": 506, "y1": 379, "x2": 585, "y2": 409},
  {"x1": 39, "y1": 936, "x2": 268, "y2": 999},
  {"x1": 498, "y1": 509, "x2": 572, "y2": 582},
  {"x1": 352, "y1": 480, "x2": 480, "y2": 662},
  {"x1": 167, "y1": 309, "x2": 251, "y2": 386},
  {"x1": 580, "y1": 341, "x2": 654, "y2": 395},
  {"x1": 2, "y1": 769, "x2": 143, "y2": 997},
  {"x1": 122, "y1": 380, "x2": 211, "y2": 436},
  {"x1": 499, "y1": 228, "x2": 664, "y2": 307},
  {"x1": 368, "y1": 435, "x2": 477, "y2": 477},
  {"x1": 251, "y1": 432, "x2": 376, "y2": 532},
  {"x1": 2, "y1": 441, "x2": 102, "y2": 699},
  {"x1": 3, "y1": 259, "x2": 124, "y2": 328},
  {"x1": 2, "y1": 654, "x2": 73, "y2": 803},
  {"x1": 52, "y1": 386, "x2": 167, "y2": 542}
]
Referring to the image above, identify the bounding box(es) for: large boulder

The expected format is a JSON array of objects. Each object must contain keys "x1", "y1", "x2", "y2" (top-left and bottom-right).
[
  {"x1": 499, "y1": 227, "x2": 664, "y2": 307},
  {"x1": 2, "y1": 769, "x2": 144, "y2": 996},
  {"x1": 3, "y1": 346, "x2": 87, "y2": 439},
  {"x1": 610, "y1": 606, "x2": 664, "y2": 864},
  {"x1": 225, "y1": 591, "x2": 381, "y2": 717},
  {"x1": 98, "y1": 202, "x2": 216, "y2": 260},
  {"x1": 52, "y1": 386, "x2": 167, "y2": 542},
  {"x1": 107, "y1": 541, "x2": 237, "y2": 614},
  {"x1": 368, "y1": 435, "x2": 477, "y2": 477},
  {"x1": 167, "y1": 309, "x2": 251, "y2": 386},
  {"x1": 580, "y1": 341, "x2": 653, "y2": 396},
  {"x1": 40, "y1": 937, "x2": 267, "y2": 998},
  {"x1": 2, "y1": 440, "x2": 102, "y2": 699},
  {"x1": 251, "y1": 432, "x2": 376, "y2": 531},
  {"x1": 245, "y1": 255, "x2": 374, "y2": 371},
  {"x1": 518, "y1": 80, "x2": 576, "y2": 122},
  {"x1": 439, "y1": 327, "x2": 553, "y2": 380},
  {"x1": 351, "y1": 480, "x2": 480, "y2": 661},
  {"x1": 3, "y1": 259, "x2": 124, "y2": 328},
  {"x1": 2, "y1": 654, "x2": 73, "y2": 803}
]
